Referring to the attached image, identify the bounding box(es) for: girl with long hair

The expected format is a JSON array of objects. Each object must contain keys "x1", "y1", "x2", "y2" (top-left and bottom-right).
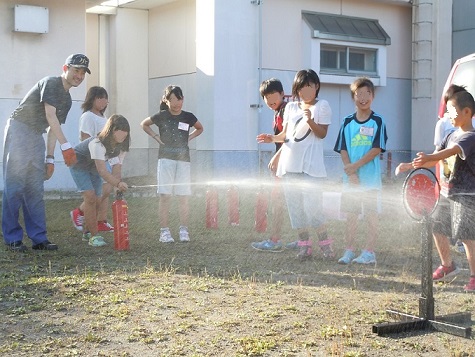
[{"x1": 69, "y1": 114, "x2": 130, "y2": 246}]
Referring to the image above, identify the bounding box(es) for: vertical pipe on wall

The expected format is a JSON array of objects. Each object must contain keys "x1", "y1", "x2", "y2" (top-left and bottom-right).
[
  {"x1": 99, "y1": 14, "x2": 110, "y2": 92},
  {"x1": 258, "y1": 0, "x2": 262, "y2": 94},
  {"x1": 255, "y1": 0, "x2": 263, "y2": 175}
]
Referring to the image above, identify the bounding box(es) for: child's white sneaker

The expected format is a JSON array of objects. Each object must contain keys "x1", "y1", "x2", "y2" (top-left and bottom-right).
[
  {"x1": 159, "y1": 228, "x2": 174, "y2": 243},
  {"x1": 179, "y1": 226, "x2": 190, "y2": 242}
]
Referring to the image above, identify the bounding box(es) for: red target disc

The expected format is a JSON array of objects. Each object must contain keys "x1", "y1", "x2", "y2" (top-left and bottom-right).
[{"x1": 402, "y1": 169, "x2": 440, "y2": 221}]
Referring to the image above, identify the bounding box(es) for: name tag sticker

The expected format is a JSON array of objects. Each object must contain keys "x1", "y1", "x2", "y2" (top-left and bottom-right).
[
  {"x1": 178, "y1": 122, "x2": 189, "y2": 131},
  {"x1": 360, "y1": 126, "x2": 374, "y2": 136}
]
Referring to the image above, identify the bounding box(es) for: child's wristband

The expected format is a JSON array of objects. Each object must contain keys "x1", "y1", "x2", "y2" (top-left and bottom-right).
[{"x1": 60, "y1": 142, "x2": 72, "y2": 151}]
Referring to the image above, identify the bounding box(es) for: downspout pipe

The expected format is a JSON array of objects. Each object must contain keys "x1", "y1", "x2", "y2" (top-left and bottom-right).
[{"x1": 251, "y1": 0, "x2": 263, "y2": 175}]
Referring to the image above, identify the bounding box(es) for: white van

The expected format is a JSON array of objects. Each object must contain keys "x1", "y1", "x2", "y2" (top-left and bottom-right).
[{"x1": 438, "y1": 53, "x2": 475, "y2": 118}]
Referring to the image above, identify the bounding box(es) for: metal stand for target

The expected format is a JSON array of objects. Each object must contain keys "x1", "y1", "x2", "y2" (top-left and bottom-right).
[{"x1": 372, "y1": 169, "x2": 472, "y2": 338}]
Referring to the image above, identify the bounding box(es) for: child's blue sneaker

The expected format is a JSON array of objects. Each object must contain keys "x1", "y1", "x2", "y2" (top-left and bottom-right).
[
  {"x1": 89, "y1": 235, "x2": 107, "y2": 247},
  {"x1": 352, "y1": 250, "x2": 376, "y2": 264},
  {"x1": 284, "y1": 240, "x2": 299, "y2": 250},
  {"x1": 251, "y1": 239, "x2": 283, "y2": 252},
  {"x1": 338, "y1": 249, "x2": 355, "y2": 265}
]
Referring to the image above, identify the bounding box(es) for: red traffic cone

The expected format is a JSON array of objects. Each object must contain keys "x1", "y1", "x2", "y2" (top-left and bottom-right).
[
  {"x1": 206, "y1": 186, "x2": 219, "y2": 229},
  {"x1": 255, "y1": 187, "x2": 268, "y2": 233},
  {"x1": 227, "y1": 185, "x2": 240, "y2": 226},
  {"x1": 112, "y1": 191, "x2": 130, "y2": 250}
]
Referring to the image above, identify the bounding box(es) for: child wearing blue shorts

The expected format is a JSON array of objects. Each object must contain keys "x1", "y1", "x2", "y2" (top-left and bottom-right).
[{"x1": 69, "y1": 114, "x2": 130, "y2": 247}]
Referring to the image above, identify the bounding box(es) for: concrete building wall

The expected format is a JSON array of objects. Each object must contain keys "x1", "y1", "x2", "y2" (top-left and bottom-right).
[
  {"x1": 148, "y1": 0, "x2": 196, "y2": 78},
  {"x1": 261, "y1": 0, "x2": 412, "y2": 79},
  {"x1": 452, "y1": 0, "x2": 475, "y2": 62},
  {"x1": 411, "y1": 0, "x2": 453, "y2": 152},
  {"x1": 257, "y1": 0, "x2": 413, "y2": 154},
  {"x1": 1, "y1": 0, "x2": 459, "y2": 190},
  {"x1": 142, "y1": 0, "x2": 413, "y2": 181},
  {"x1": 109, "y1": 8, "x2": 149, "y2": 177},
  {"x1": 0, "y1": 0, "x2": 91, "y2": 191},
  {"x1": 0, "y1": 0, "x2": 89, "y2": 100}
]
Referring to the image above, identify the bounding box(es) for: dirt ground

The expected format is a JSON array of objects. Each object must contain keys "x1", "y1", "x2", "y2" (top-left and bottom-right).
[{"x1": 0, "y1": 179, "x2": 474, "y2": 356}]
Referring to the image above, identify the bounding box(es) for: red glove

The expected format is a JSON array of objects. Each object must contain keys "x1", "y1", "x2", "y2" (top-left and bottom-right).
[
  {"x1": 44, "y1": 156, "x2": 54, "y2": 180},
  {"x1": 61, "y1": 142, "x2": 77, "y2": 167}
]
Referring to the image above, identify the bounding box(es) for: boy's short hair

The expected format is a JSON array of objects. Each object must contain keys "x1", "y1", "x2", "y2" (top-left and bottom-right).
[
  {"x1": 260, "y1": 78, "x2": 284, "y2": 98},
  {"x1": 444, "y1": 84, "x2": 466, "y2": 104},
  {"x1": 350, "y1": 77, "x2": 375, "y2": 99},
  {"x1": 448, "y1": 90, "x2": 475, "y2": 116}
]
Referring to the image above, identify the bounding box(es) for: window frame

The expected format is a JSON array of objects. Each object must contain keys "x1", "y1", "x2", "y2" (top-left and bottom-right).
[
  {"x1": 309, "y1": 39, "x2": 387, "y2": 86},
  {"x1": 320, "y1": 44, "x2": 378, "y2": 75}
]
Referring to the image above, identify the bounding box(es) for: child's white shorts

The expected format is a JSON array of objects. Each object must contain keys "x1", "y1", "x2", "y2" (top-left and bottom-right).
[{"x1": 157, "y1": 158, "x2": 191, "y2": 195}]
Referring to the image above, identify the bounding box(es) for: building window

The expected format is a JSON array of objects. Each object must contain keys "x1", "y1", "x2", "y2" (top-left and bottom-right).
[
  {"x1": 321, "y1": 45, "x2": 377, "y2": 75},
  {"x1": 302, "y1": 11, "x2": 390, "y2": 86}
]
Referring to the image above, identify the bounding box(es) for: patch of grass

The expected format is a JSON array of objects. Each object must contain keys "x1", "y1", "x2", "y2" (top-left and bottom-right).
[
  {"x1": 236, "y1": 336, "x2": 278, "y2": 356},
  {"x1": 0, "y1": 182, "x2": 474, "y2": 355}
]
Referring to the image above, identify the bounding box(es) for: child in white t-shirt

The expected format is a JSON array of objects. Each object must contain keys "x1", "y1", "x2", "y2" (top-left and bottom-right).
[
  {"x1": 257, "y1": 69, "x2": 334, "y2": 260},
  {"x1": 69, "y1": 114, "x2": 130, "y2": 247},
  {"x1": 70, "y1": 86, "x2": 116, "y2": 233}
]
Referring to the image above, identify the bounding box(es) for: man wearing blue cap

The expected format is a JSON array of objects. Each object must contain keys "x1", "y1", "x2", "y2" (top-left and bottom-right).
[{"x1": 3, "y1": 53, "x2": 90, "y2": 252}]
